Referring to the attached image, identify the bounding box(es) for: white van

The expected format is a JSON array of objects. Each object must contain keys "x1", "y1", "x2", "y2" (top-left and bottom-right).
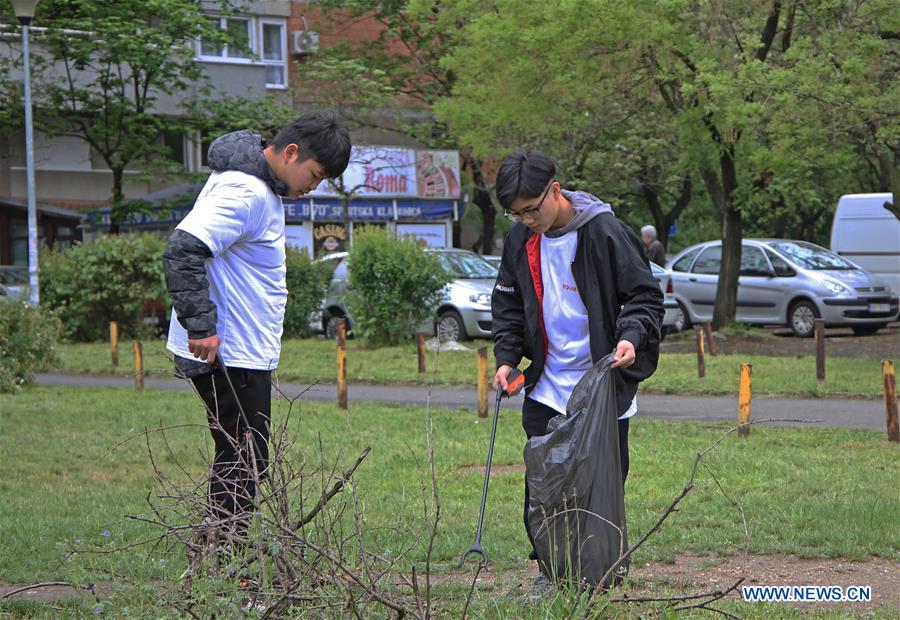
[{"x1": 830, "y1": 193, "x2": 900, "y2": 296}]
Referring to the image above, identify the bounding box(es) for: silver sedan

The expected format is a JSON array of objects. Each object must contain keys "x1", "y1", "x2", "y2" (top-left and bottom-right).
[{"x1": 667, "y1": 239, "x2": 899, "y2": 337}]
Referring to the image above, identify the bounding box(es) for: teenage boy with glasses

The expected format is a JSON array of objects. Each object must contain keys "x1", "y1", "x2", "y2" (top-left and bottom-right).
[{"x1": 491, "y1": 149, "x2": 663, "y2": 589}]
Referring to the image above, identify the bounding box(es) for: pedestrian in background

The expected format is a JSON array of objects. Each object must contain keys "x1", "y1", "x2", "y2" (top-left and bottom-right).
[{"x1": 640, "y1": 224, "x2": 667, "y2": 266}]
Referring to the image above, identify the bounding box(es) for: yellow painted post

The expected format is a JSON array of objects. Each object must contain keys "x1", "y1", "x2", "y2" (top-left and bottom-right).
[
  {"x1": 417, "y1": 333, "x2": 427, "y2": 374},
  {"x1": 337, "y1": 319, "x2": 348, "y2": 410},
  {"x1": 477, "y1": 347, "x2": 488, "y2": 418},
  {"x1": 883, "y1": 360, "x2": 898, "y2": 442},
  {"x1": 133, "y1": 340, "x2": 143, "y2": 391},
  {"x1": 704, "y1": 321, "x2": 717, "y2": 356},
  {"x1": 695, "y1": 327, "x2": 706, "y2": 378},
  {"x1": 110, "y1": 321, "x2": 119, "y2": 367},
  {"x1": 738, "y1": 363, "x2": 752, "y2": 437}
]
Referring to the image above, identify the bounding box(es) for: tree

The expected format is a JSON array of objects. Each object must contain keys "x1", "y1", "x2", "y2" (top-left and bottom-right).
[
  {"x1": 0, "y1": 0, "x2": 295, "y2": 233},
  {"x1": 435, "y1": 0, "x2": 897, "y2": 327},
  {"x1": 301, "y1": 0, "x2": 504, "y2": 254}
]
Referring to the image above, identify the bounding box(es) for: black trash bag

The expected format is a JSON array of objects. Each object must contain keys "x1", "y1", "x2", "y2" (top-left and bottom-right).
[{"x1": 523, "y1": 353, "x2": 627, "y2": 588}]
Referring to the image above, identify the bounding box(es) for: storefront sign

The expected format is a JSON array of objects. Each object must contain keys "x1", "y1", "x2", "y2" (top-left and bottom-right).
[{"x1": 311, "y1": 147, "x2": 461, "y2": 199}]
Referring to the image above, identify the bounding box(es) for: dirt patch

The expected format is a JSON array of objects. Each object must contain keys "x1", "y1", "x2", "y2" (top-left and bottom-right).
[
  {"x1": 662, "y1": 322, "x2": 900, "y2": 358},
  {"x1": 433, "y1": 554, "x2": 900, "y2": 612},
  {"x1": 458, "y1": 463, "x2": 526, "y2": 476}
]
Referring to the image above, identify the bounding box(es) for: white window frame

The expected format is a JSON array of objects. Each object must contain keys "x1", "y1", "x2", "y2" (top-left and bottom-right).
[
  {"x1": 259, "y1": 19, "x2": 288, "y2": 90},
  {"x1": 195, "y1": 15, "x2": 288, "y2": 90},
  {"x1": 196, "y1": 16, "x2": 255, "y2": 64}
]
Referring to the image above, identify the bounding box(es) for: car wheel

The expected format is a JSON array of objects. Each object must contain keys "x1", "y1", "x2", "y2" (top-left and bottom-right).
[
  {"x1": 436, "y1": 310, "x2": 468, "y2": 342},
  {"x1": 788, "y1": 300, "x2": 819, "y2": 337},
  {"x1": 851, "y1": 324, "x2": 886, "y2": 336},
  {"x1": 325, "y1": 314, "x2": 345, "y2": 340},
  {"x1": 673, "y1": 301, "x2": 690, "y2": 333}
]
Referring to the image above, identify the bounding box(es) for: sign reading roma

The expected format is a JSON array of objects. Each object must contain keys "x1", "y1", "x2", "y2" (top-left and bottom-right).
[{"x1": 310, "y1": 146, "x2": 461, "y2": 200}]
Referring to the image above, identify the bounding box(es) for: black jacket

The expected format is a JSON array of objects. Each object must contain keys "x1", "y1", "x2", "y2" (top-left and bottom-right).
[{"x1": 492, "y1": 213, "x2": 664, "y2": 416}]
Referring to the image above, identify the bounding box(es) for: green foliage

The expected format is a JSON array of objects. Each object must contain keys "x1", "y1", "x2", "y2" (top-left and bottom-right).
[
  {"x1": 347, "y1": 228, "x2": 449, "y2": 346},
  {"x1": 0, "y1": 0, "x2": 296, "y2": 231},
  {"x1": 40, "y1": 234, "x2": 168, "y2": 342},
  {"x1": 0, "y1": 300, "x2": 59, "y2": 392},
  {"x1": 283, "y1": 247, "x2": 331, "y2": 338}
]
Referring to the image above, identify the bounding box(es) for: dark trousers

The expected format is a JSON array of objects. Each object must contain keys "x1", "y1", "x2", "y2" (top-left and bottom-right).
[
  {"x1": 522, "y1": 397, "x2": 630, "y2": 556},
  {"x1": 191, "y1": 366, "x2": 271, "y2": 533}
]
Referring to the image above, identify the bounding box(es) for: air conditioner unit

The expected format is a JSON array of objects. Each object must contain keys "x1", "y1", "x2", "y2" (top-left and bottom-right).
[{"x1": 291, "y1": 30, "x2": 320, "y2": 56}]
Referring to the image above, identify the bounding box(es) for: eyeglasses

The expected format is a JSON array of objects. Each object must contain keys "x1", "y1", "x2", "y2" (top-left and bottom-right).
[{"x1": 504, "y1": 181, "x2": 554, "y2": 222}]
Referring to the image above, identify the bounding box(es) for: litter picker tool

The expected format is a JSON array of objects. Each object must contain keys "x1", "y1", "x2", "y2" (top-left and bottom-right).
[{"x1": 459, "y1": 368, "x2": 524, "y2": 567}]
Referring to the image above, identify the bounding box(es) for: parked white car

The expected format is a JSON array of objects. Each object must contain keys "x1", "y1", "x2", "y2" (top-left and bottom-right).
[
  {"x1": 667, "y1": 239, "x2": 899, "y2": 337},
  {"x1": 650, "y1": 262, "x2": 683, "y2": 336},
  {"x1": 309, "y1": 249, "x2": 498, "y2": 340}
]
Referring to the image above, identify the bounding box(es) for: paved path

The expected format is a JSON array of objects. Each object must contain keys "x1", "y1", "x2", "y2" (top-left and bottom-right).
[{"x1": 34, "y1": 373, "x2": 889, "y2": 431}]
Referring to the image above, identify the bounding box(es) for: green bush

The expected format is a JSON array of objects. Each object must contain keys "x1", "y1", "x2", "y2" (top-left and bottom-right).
[
  {"x1": 0, "y1": 299, "x2": 60, "y2": 392},
  {"x1": 347, "y1": 228, "x2": 450, "y2": 346},
  {"x1": 283, "y1": 247, "x2": 331, "y2": 338},
  {"x1": 40, "y1": 234, "x2": 168, "y2": 342}
]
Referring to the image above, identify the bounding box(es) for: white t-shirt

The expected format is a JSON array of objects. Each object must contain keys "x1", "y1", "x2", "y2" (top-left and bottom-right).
[
  {"x1": 167, "y1": 170, "x2": 287, "y2": 371},
  {"x1": 528, "y1": 231, "x2": 637, "y2": 420}
]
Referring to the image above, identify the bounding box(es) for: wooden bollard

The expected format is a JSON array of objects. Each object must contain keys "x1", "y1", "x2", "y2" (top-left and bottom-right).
[
  {"x1": 738, "y1": 363, "x2": 752, "y2": 437},
  {"x1": 337, "y1": 319, "x2": 348, "y2": 410},
  {"x1": 704, "y1": 321, "x2": 717, "y2": 356},
  {"x1": 477, "y1": 347, "x2": 489, "y2": 418},
  {"x1": 417, "y1": 333, "x2": 426, "y2": 374},
  {"x1": 883, "y1": 360, "x2": 898, "y2": 442},
  {"x1": 133, "y1": 340, "x2": 143, "y2": 391},
  {"x1": 695, "y1": 327, "x2": 706, "y2": 378},
  {"x1": 814, "y1": 319, "x2": 825, "y2": 381},
  {"x1": 110, "y1": 321, "x2": 119, "y2": 367}
]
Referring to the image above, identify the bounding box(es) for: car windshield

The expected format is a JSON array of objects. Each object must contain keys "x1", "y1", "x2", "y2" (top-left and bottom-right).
[
  {"x1": 767, "y1": 242, "x2": 855, "y2": 270},
  {"x1": 433, "y1": 251, "x2": 498, "y2": 279}
]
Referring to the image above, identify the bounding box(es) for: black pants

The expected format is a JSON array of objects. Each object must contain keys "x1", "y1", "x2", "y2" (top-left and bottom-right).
[
  {"x1": 191, "y1": 366, "x2": 271, "y2": 533},
  {"x1": 522, "y1": 397, "x2": 630, "y2": 556}
]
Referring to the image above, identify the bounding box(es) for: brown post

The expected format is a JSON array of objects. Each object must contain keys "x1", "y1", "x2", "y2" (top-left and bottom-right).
[
  {"x1": 695, "y1": 327, "x2": 706, "y2": 378},
  {"x1": 477, "y1": 347, "x2": 489, "y2": 418},
  {"x1": 417, "y1": 333, "x2": 427, "y2": 374},
  {"x1": 110, "y1": 321, "x2": 119, "y2": 368},
  {"x1": 337, "y1": 319, "x2": 348, "y2": 410},
  {"x1": 704, "y1": 321, "x2": 717, "y2": 356},
  {"x1": 814, "y1": 319, "x2": 826, "y2": 381},
  {"x1": 883, "y1": 360, "x2": 898, "y2": 442},
  {"x1": 133, "y1": 340, "x2": 143, "y2": 391},
  {"x1": 738, "y1": 363, "x2": 752, "y2": 437}
]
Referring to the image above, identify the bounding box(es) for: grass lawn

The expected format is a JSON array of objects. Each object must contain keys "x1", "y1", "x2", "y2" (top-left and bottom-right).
[
  {"x1": 50, "y1": 338, "x2": 889, "y2": 398},
  {"x1": 1, "y1": 386, "x2": 898, "y2": 617}
]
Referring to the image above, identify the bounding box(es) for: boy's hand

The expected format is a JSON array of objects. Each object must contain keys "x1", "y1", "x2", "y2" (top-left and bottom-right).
[
  {"x1": 188, "y1": 334, "x2": 220, "y2": 364},
  {"x1": 610, "y1": 340, "x2": 636, "y2": 368},
  {"x1": 493, "y1": 364, "x2": 523, "y2": 396}
]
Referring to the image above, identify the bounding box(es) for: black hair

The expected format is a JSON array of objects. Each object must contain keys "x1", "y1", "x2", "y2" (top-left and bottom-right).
[
  {"x1": 272, "y1": 111, "x2": 352, "y2": 178},
  {"x1": 494, "y1": 149, "x2": 556, "y2": 211}
]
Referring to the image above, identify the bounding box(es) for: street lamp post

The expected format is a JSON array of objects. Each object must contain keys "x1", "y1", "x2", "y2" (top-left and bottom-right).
[{"x1": 12, "y1": 0, "x2": 41, "y2": 306}]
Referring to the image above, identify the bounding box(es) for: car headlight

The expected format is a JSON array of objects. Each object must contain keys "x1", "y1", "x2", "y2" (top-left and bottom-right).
[
  {"x1": 469, "y1": 293, "x2": 492, "y2": 307},
  {"x1": 821, "y1": 279, "x2": 853, "y2": 296}
]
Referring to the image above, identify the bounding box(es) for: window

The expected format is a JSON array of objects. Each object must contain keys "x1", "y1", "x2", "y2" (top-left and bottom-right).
[
  {"x1": 739, "y1": 245, "x2": 771, "y2": 276},
  {"x1": 261, "y1": 21, "x2": 286, "y2": 87},
  {"x1": 692, "y1": 246, "x2": 722, "y2": 275},
  {"x1": 671, "y1": 247, "x2": 702, "y2": 272},
  {"x1": 765, "y1": 250, "x2": 796, "y2": 277},
  {"x1": 198, "y1": 17, "x2": 252, "y2": 60},
  {"x1": 196, "y1": 16, "x2": 287, "y2": 89},
  {"x1": 11, "y1": 220, "x2": 27, "y2": 266}
]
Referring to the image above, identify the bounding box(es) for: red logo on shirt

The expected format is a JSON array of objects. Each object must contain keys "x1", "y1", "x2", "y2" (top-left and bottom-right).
[{"x1": 563, "y1": 283, "x2": 578, "y2": 292}]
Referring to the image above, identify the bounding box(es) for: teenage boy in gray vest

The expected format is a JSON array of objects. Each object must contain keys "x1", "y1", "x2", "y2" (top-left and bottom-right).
[
  {"x1": 490, "y1": 149, "x2": 663, "y2": 585},
  {"x1": 163, "y1": 112, "x2": 351, "y2": 535}
]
